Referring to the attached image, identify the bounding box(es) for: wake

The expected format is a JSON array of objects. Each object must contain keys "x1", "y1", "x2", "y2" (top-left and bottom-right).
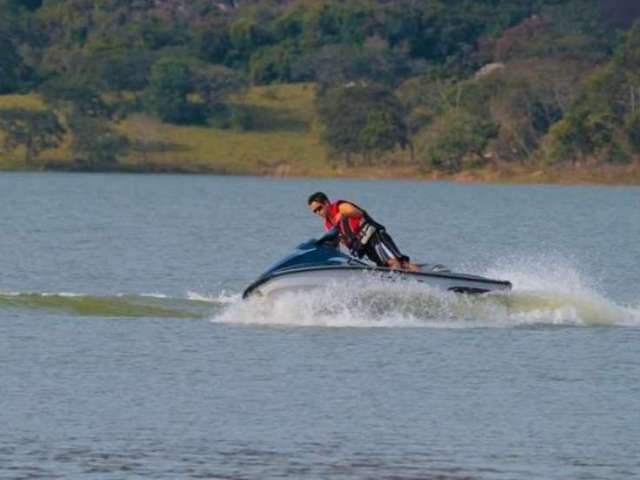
[
  {"x1": 4, "y1": 257, "x2": 637, "y2": 327},
  {"x1": 0, "y1": 291, "x2": 229, "y2": 319}
]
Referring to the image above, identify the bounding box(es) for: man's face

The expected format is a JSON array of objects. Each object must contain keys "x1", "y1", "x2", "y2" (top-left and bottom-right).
[{"x1": 309, "y1": 201, "x2": 327, "y2": 218}]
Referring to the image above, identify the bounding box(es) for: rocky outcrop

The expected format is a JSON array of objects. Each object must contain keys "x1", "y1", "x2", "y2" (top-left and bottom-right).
[{"x1": 475, "y1": 62, "x2": 506, "y2": 79}]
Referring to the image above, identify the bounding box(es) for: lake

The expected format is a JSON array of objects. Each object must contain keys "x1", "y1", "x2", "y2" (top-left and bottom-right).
[{"x1": 1, "y1": 172, "x2": 639, "y2": 479}]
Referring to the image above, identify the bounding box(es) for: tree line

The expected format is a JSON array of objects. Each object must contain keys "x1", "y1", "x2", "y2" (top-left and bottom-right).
[{"x1": 0, "y1": 0, "x2": 639, "y2": 171}]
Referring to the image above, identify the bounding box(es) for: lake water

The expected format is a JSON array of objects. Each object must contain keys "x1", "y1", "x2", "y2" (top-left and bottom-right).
[{"x1": 1, "y1": 172, "x2": 639, "y2": 479}]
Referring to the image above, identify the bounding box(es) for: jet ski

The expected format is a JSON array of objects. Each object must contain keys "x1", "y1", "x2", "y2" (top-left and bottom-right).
[{"x1": 242, "y1": 230, "x2": 512, "y2": 299}]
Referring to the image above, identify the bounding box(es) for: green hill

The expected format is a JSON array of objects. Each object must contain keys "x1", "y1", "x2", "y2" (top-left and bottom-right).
[{"x1": 2, "y1": 0, "x2": 640, "y2": 183}]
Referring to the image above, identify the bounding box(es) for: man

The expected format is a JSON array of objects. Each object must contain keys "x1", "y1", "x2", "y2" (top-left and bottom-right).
[{"x1": 307, "y1": 192, "x2": 420, "y2": 272}]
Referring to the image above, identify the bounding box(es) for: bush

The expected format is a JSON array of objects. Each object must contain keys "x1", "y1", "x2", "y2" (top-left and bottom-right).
[
  {"x1": 39, "y1": 76, "x2": 111, "y2": 118},
  {"x1": 418, "y1": 111, "x2": 498, "y2": 172},
  {"x1": 68, "y1": 114, "x2": 129, "y2": 167},
  {"x1": 625, "y1": 110, "x2": 640, "y2": 152},
  {"x1": 190, "y1": 61, "x2": 246, "y2": 111},
  {"x1": 83, "y1": 48, "x2": 155, "y2": 92},
  {"x1": 316, "y1": 83, "x2": 408, "y2": 164},
  {"x1": 145, "y1": 57, "x2": 204, "y2": 124},
  {"x1": 0, "y1": 108, "x2": 65, "y2": 166},
  {"x1": 249, "y1": 45, "x2": 296, "y2": 84}
]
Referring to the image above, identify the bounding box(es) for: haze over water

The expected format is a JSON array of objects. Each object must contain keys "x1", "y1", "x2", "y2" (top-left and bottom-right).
[{"x1": 1, "y1": 172, "x2": 639, "y2": 479}]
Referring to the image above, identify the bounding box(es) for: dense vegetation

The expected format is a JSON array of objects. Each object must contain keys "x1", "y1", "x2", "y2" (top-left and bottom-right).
[{"x1": 1, "y1": 0, "x2": 640, "y2": 177}]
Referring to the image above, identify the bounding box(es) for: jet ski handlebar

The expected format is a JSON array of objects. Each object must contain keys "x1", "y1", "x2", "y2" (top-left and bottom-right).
[{"x1": 314, "y1": 227, "x2": 340, "y2": 246}]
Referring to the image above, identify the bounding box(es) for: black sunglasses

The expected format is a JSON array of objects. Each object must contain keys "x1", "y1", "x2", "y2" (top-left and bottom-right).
[{"x1": 313, "y1": 205, "x2": 324, "y2": 214}]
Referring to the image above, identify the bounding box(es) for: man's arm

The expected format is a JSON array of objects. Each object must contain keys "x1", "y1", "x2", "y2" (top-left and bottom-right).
[{"x1": 337, "y1": 202, "x2": 363, "y2": 220}]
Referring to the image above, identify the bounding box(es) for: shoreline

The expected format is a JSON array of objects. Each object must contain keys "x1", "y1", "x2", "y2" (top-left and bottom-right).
[{"x1": 3, "y1": 161, "x2": 640, "y2": 187}]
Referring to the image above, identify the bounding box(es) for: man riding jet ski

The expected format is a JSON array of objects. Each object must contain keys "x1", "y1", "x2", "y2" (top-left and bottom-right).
[
  {"x1": 307, "y1": 192, "x2": 420, "y2": 272},
  {"x1": 242, "y1": 229, "x2": 512, "y2": 299},
  {"x1": 242, "y1": 193, "x2": 512, "y2": 299}
]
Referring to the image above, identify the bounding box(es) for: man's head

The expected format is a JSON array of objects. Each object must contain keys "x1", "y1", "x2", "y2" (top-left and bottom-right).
[{"x1": 308, "y1": 191, "x2": 329, "y2": 217}]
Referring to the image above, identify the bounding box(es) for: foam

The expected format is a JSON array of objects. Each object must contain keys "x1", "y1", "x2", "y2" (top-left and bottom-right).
[
  {"x1": 212, "y1": 257, "x2": 640, "y2": 329},
  {"x1": 187, "y1": 290, "x2": 240, "y2": 304}
]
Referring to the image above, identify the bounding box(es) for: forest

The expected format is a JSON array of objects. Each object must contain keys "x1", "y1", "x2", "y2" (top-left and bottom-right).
[{"x1": 1, "y1": 0, "x2": 640, "y2": 180}]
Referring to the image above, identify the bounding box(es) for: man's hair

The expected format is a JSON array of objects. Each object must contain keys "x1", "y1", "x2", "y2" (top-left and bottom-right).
[{"x1": 308, "y1": 192, "x2": 329, "y2": 205}]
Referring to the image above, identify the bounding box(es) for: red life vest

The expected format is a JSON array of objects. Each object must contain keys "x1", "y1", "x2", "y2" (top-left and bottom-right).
[{"x1": 324, "y1": 200, "x2": 364, "y2": 245}]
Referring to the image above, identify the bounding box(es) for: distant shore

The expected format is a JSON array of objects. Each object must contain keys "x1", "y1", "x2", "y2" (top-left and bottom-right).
[
  {"x1": 2, "y1": 84, "x2": 640, "y2": 186},
  {"x1": 4, "y1": 160, "x2": 640, "y2": 186}
]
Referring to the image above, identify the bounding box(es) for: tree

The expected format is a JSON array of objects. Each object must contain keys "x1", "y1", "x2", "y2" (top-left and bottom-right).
[
  {"x1": 396, "y1": 70, "x2": 455, "y2": 135},
  {"x1": 195, "y1": 26, "x2": 231, "y2": 65},
  {"x1": 143, "y1": 56, "x2": 245, "y2": 125},
  {"x1": 144, "y1": 57, "x2": 202, "y2": 124},
  {"x1": 68, "y1": 112, "x2": 129, "y2": 168},
  {"x1": 316, "y1": 84, "x2": 408, "y2": 164},
  {"x1": 40, "y1": 76, "x2": 111, "y2": 118},
  {"x1": 359, "y1": 110, "x2": 408, "y2": 162},
  {"x1": 417, "y1": 111, "x2": 498, "y2": 172},
  {"x1": 483, "y1": 60, "x2": 579, "y2": 162},
  {"x1": 0, "y1": 1, "x2": 25, "y2": 94},
  {"x1": 484, "y1": 3, "x2": 611, "y2": 65},
  {"x1": 81, "y1": 48, "x2": 156, "y2": 92},
  {"x1": 300, "y1": 3, "x2": 371, "y2": 50},
  {"x1": 0, "y1": 108, "x2": 65, "y2": 166},
  {"x1": 249, "y1": 44, "x2": 297, "y2": 84},
  {"x1": 190, "y1": 62, "x2": 246, "y2": 107},
  {"x1": 297, "y1": 42, "x2": 411, "y2": 89},
  {"x1": 545, "y1": 23, "x2": 640, "y2": 164},
  {"x1": 0, "y1": 31, "x2": 21, "y2": 93},
  {"x1": 228, "y1": 16, "x2": 272, "y2": 66}
]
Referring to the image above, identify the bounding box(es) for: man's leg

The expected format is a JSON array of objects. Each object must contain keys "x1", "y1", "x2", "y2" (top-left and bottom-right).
[
  {"x1": 370, "y1": 230, "x2": 420, "y2": 272},
  {"x1": 386, "y1": 257, "x2": 403, "y2": 269},
  {"x1": 401, "y1": 260, "x2": 421, "y2": 272}
]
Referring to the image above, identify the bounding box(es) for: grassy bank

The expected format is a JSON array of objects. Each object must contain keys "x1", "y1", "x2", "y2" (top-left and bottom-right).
[
  {"x1": 1, "y1": 84, "x2": 640, "y2": 185},
  {"x1": 119, "y1": 83, "x2": 334, "y2": 175},
  {"x1": 0, "y1": 84, "x2": 332, "y2": 175}
]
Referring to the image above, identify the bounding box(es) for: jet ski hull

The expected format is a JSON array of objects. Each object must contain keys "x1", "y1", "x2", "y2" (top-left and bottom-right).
[{"x1": 243, "y1": 265, "x2": 511, "y2": 299}]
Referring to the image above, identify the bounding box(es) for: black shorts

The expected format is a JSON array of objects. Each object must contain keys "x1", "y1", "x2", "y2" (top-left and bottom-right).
[{"x1": 361, "y1": 229, "x2": 409, "y2": 267}]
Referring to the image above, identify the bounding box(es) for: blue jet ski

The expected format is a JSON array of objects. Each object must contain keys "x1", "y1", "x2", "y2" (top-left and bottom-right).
[{"x1": 242, "y1": 230, "x2": 512, "y2": 299}]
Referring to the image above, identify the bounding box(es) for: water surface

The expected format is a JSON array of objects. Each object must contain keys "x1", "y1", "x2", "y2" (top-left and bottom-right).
[{"x1": 1, "y1": 172, "x2": 639, "y2": 479}]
